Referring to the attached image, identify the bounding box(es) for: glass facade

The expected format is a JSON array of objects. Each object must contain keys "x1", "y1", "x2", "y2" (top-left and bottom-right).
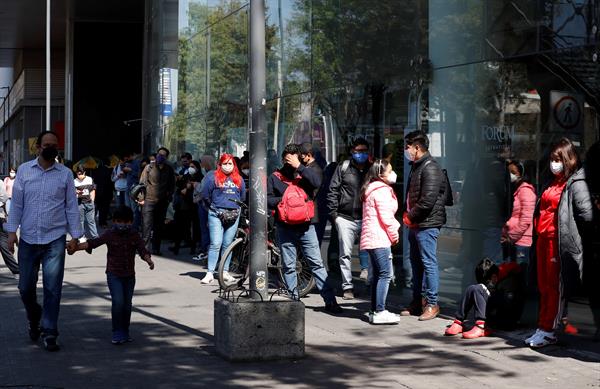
[{"x1": 146, "y1": 0, "x2": 600, "y2": 309}]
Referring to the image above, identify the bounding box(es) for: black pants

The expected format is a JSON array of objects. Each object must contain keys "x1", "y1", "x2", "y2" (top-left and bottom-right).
[
  {"x1": 0, "y1": 221, "x2": 18, "y2": 274},
  {"x1": 456, "y1": 284, "x2": 489, "y2": 321},
  {"x1": 142, "y1": 199, "x2": 169, "y2": 252},
  {"x1": 96, "y1": 196, "x2": 112, "y2": 226},
  {"x1": 172, "y1": 209, "x2": 196, "y2": 253}
]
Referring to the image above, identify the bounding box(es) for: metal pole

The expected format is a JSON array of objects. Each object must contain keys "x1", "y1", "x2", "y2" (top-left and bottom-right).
[
  {"x1": 249, "y1": 0, "x2": 268, "y2": 301},
  {"x1": 46, "y1": 0, "x2": 51, "y2": 132}
]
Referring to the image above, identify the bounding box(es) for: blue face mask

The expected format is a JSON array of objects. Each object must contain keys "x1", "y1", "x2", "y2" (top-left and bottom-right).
[
  {"x1": 113, "y1": 223, "x2": 132, "y2": 232},
  {"x1": 352, "y1": 152, "x2": 369, "y2": 164}
]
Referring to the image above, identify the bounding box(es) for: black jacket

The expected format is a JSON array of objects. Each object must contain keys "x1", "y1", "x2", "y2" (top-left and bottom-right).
[
  {"x1": 267, "y1": 162, "x2": 322, "y2": 225},
  {"x1": 405, "y1": 153, "x2": 447, "y2": 228},
  {"x1": 327, "y1": 160, "x2": 370, "y2": 220}
]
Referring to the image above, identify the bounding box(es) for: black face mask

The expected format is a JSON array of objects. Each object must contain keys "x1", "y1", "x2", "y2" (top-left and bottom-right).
[
  {"x1": 41, "y1": 146, "x2": 59, "y2": 162},
  {"x1": 280, "y1": 164, "x2": 296, "y2": 179}
]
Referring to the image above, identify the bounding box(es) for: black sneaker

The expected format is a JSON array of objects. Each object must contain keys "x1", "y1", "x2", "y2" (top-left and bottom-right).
[
  {"x1": 43, "y1": 335, "x2": 60, "y2": 352},
  {"x1": 324, "y1": 301, "x2": 344, "y2": 314},
  {"x1": 28, "y1": 322, "x2": 41, "y2": 341}
]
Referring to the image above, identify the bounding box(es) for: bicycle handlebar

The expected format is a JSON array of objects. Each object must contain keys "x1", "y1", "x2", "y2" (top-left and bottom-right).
[{"x1": 229, "y1": 198, "x2": 248, "y2": 209}]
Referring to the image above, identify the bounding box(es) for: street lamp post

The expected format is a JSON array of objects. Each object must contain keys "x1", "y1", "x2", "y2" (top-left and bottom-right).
[{"x1": 248, "y1": 0, "x2": 268, "y2": 301}]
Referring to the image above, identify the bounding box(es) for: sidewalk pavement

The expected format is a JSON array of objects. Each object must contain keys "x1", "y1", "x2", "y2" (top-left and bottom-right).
[{"x1": 0, "y1": 246, "x2": 598, "y2": 389}]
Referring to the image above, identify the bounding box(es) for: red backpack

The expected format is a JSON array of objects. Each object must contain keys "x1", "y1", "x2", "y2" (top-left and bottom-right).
[{"x1": 273, "y1": 171, "x2": 315, "y2": 224}]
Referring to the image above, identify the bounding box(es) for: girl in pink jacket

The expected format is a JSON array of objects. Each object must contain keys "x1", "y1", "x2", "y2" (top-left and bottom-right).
[
  {"x1": 502, "y1": 161, "x2": 536, "y2": 265},
  {"x1": 360, "y1": 159, "x2": 401, "y2": 325}
]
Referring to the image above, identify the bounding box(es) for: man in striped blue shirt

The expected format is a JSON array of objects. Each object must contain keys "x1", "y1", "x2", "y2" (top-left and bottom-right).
[{"x1": 6, "y1": 131, "x2": 83, "y2": 352}]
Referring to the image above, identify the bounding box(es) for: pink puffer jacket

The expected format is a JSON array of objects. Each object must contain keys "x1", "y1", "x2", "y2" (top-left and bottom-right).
[
  {"x1": 360, "y1": 181, "x2": 400, "y2": 250},
  {"x1": 504, "y1": 182, "x2": 537, "y2": 247}
]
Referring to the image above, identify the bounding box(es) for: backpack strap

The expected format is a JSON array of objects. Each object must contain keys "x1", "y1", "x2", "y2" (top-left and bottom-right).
[{"x1": 340, "y1": 160, "x2": 351, "y2": 175}]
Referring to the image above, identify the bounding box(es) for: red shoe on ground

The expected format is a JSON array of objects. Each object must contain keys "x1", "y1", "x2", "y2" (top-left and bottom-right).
[
  {"x1": 563, "y1": 322, "x2": 578, "y2": 335},
  {"x1": 462, "y1": 321, "x2": 490, "y2": 339},
  {"x1": 444, "y1": 320, "x2": 463, "y2": 336}
]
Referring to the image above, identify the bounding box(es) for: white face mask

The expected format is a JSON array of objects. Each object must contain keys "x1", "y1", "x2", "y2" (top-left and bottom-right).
[
  {"x1": 9, "y1": 172, "x2": 15, "y2": 178},
  {"x1": 221, "y1": 164, "x2": 234, "y2": 174},
  {"x1": 242, "y1": 169, "x2": 250, "y2": 176},
  {"x1": 386, "y1": 171, "x2": 398, "y2": 184},
  {"x1": 187, "y1": 167, "x2": 197, "y2": 175},
  {"x1": 510, "y1": 173, "x2": 518, "y2": 183},
  {"x1": 404, "y1": 149, "x2": 415, "y2": 161},
  {"x1": 550, "y1": 161, "x2": 564, "y2": 175}
]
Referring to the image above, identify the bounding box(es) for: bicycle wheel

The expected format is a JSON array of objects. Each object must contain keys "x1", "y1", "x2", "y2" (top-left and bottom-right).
[
  {"x1": 296, "y1": 254, "x2": 316, "y2": 298},
  {"x1": 276, "y1": 250, "x2": 316, "y2": 298},
  {"x1": 217, "y1": 237, "x2": 249, "y2": 290}
]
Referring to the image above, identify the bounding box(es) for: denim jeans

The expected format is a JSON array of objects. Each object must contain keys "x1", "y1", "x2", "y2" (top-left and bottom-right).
[
  {"x1": 368, "y1": 247, "x2": 393, "y2": 312},
  {"x1": 277, "y1": 224, "x2": 335, "y2": 303},
  {"x1": 79, "y1": 202, "x2": 99, "y2": 239},
  {"x1": 207, "y1": 209, "x2": 240, "y2": 273},
  {"x1": 106, "y1": 272, "x2": 136, "y2": 338},
  {"x1": 334, "y1": 217, "x2": 365, "y2": 290},
  {"x1": 408, "y1": 227, "x2": 440, "y2": 306},
  {"x1": 18, "y1": 236, "x2": 66, "y2": 336},
  {"x1": 510, "y1": 244, "x2": 531, "y2": 265}
]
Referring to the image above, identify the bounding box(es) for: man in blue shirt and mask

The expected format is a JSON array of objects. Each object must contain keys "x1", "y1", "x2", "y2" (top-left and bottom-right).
[
  {"x1": 327, "y1": 138, "x2": 372, "y2": 300},
  {"x1": 6, "y1": 131, "x2": 83, "y2": 352}
]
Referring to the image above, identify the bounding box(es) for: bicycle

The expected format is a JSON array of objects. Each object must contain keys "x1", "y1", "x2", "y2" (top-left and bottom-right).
[{"x1": 217, "y1": 199, "x2": 316, "y2": 297}]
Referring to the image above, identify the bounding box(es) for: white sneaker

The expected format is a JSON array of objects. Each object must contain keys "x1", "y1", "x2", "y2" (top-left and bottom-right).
[
  {"x1": 528, "y1": 330, "x2": 557, "y2": 348},
  {"x1": 360, "y1": 269, "x2": 369, "y2": 281},
  {"x1": 371, "y1": 310, "x2": 401, "y2": 325},
  {"x1": 221, "y1": 271, "x2": 235, "y2": 283},
  {"x1": 200, "y1": 272, "x2": 214, "y2": 284},
  {"x1": 524, "y1": 328, "x2": 543, "y2": 344}
]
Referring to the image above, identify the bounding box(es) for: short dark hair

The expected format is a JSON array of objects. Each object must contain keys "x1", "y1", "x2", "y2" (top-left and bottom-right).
[
  {"x1": 300, "y1": 142, "x2": 314, "y2": 156},
  {"x1": 281, "y1": 143, "x2": 301, "y2": 158},
  {"x1": 475, "y1": 258, "x2": 499, "y2": 284},
  {"x1": 75, "y1": 166, "x2": 86, "y2": 174},
  {"x1": 180, "y1": 152, "x2": 192, "y2": 160},
  {"x1": 113, "y1": 206, "x2": 134, "y2": 222},
  {"x1": 36, "y1": 131, "x2": 59, "y2": 146},
  {"x1": 352, "y1": 138, "x2": 369, "y2": 149},
  {"x1": 157, "y1": 147, "x2": 170, "y2": 157},
  {"x1": 405, "y1": 131, "x2": 429, "y2": 151}
]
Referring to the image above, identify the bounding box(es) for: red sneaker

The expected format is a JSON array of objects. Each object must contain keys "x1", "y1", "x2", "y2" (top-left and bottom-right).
[
  {"x1": 444, "y1": 320, "x2": 463, "y2": 336},
  {"x1": 462, "y1": 321, "x2": 490, "y2": 339},
  {"x1": 563, "y1": 322, "x2": 578, "y2": 335}
]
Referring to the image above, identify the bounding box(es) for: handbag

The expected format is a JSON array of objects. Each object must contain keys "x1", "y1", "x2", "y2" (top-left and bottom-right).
[{"x1": 215, "y1": 207, "x2": 240, "y2": 226}]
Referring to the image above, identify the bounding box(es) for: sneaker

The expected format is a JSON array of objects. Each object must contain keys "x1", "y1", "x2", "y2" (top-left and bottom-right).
[
  {"x1": 28, "y1": 322, "x2": 41, "y2": 341},
  {"x1": 444, "y1": 320, "x2": 463, "y2": 336},
  {"x1": 418, "y1": 304, "x2": 440, "y2": 321},
  {"x1": 562, "y1": 319, "x2": 579, "y2": 335},
  {"x1": 324, "y1": 301, "x2": 344, "y2": 314},
  {"x1": 200, "y1": 272, "x2": 214, "y2": 284},
  {"x1": 528, "y1": 330, "x2": 557, "y2": 348},
  {"x1": 371, "y1": 310, "x2": 401, "y2": 325},
  {"x1": 192, "y1": 253, "x2": 208, "y2": 262},
  {"x1": 462, "y1": 321, "x2": 490, "y2": 339},
  {"x1": 524, "y1": 328, "x2": 543, "y2": 345},
  {"x1": 221, "y1": 271, "x2": 235, "y2": 283},
  {"x1": 342, "y1": 289, "x2": 355, "y2": 300},
  {"x1": 359, "y1": 269, "x2": 368, "y2": 281},
  {"x1": 43, "y1": 335, "x2": 60, "y2": 352}
]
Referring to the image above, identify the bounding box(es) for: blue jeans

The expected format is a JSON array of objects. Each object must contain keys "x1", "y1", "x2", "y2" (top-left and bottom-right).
[
  {"x1": 277, "y1": 224, "x2": 335, "y2": 303},
  {"x1": 18, "y1": 236, "x2": 66, "y2": 336},
  {"x1": 106, "y1": 272, "x2": 136, "y2": 339},
  {"x1": 408, "y1": 227, "x2": 440, "y2": 306},
  {"x1": 79, "y1": 202, "x2": 99, "y2": 239},
  {"x1": 207, "y1": 209, "x2": 240, "y2": 273},
  {"x1": 368, "y1": 247, "x2": 393, "y2": 312}
]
